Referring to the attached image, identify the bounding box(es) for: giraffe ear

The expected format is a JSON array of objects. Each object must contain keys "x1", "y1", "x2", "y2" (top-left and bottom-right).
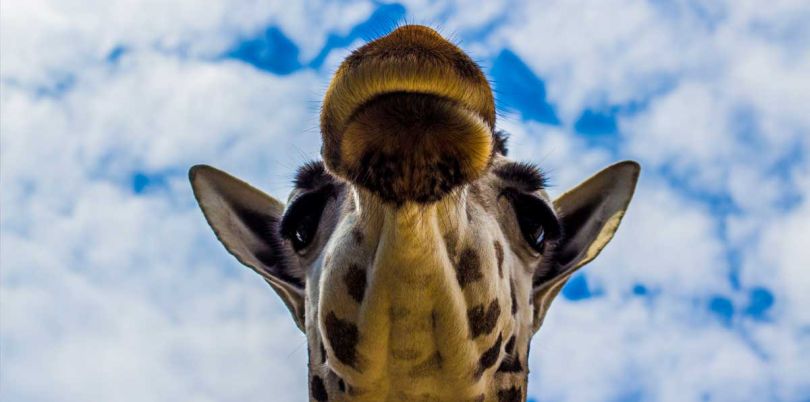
[
  {"x1": 189, "y1": 165, "x2": 306, "y2": 332},
  {"x1": 531, "y1": 161, "x2": 640, "y2": 332}
]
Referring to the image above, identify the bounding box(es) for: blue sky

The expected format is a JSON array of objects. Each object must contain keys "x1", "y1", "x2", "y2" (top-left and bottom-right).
[{"x1": 2, "y1": 1, "x2": 809, "y2": 401}]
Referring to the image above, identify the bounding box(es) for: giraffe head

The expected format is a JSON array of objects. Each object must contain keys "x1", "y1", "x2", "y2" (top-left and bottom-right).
[{"x1": 190, "y1": 25, "x2": 639, "y2": 402}]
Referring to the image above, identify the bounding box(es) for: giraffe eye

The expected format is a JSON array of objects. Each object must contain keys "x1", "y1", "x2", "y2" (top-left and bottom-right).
[
  {"x1": 505, "y1": 190, "x2": 561, "y2": 254},
  {"x1": 280, "y1": 188, "x2": 331, "y2": 252}
]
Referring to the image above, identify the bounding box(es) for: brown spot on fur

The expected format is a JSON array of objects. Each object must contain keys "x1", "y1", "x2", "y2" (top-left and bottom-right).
[
  {"x1": 348, "y1": 384, "x2": 363, "y2": 397},
  {"x1": 504, "y1": 335, "x2": 516, "y2": 355},
  {"x1": 343, "y1": 264, "x2": 367, "y2": 303},
  {"x1": 324, "y1": 312, "x2": 360, "y2": 369},
  {"x1": 467, "y1": 299, "x2": 501, "y2": 338},
  {"x1": 320, "y1": 342, "x2": 327, "y2": 364},
  {"x1": 510, "y1": 280, "x2": 518, "y2": 315},
  {"x1": 494, "y1": 240, "x2": 504, "y2": 278},
  {"x1": 456, "y1": 248, "x2": 483, "y2": 288},
  {"x1": 496, "y1": 353, "x2": 523, "y2": 373},
  {"x1": 352, "y1": 229, "x2": 364, "y2": 244},
  {"x1": 475, "y1": 333, "x2": 503, "y2": 378},
  {"x1": 497, "y1": 386, "x2": 522, "y2": 402},
  {"x1": 311, "y1": 375, "x2": 328, "y2": 401}
]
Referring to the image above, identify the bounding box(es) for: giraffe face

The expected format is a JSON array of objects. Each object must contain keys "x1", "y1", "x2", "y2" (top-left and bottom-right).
[
  {"x1": 190, "y1": 25, "x2": 640, "y2": 402},
  {"x1": 290, "y1": 155, "x2": 566, "y2": 401}
]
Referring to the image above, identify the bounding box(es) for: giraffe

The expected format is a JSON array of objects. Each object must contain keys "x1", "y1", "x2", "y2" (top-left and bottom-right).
[{"x1": 189, "y1": 25, "x2": 639, "y2": 402}]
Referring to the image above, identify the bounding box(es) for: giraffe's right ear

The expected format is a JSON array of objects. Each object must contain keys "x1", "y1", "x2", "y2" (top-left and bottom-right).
[
  {"x1": 530, "y1": 161, "x2": 639, "y2": 333},
  {"x1": 189, "y1": 165, "x2": 306, "y2": 332}
]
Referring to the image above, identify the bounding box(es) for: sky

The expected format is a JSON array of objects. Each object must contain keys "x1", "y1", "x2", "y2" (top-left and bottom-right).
[{"x1": 1, "y1": 1, "x2": 809, "y2": 401}]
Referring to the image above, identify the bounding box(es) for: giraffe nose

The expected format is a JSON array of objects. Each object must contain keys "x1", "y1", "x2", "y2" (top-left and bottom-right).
[{"x1": 320, "y1": 25, "x2": 496, "y2": 204}]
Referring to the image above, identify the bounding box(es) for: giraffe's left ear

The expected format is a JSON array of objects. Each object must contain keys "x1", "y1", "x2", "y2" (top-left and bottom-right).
[
  {"x1": 531, "y1": 161, "x2": 640, "y2": 332},
  {"x1": 189, "y1": 165, "x2": 307, "y2": 332}
]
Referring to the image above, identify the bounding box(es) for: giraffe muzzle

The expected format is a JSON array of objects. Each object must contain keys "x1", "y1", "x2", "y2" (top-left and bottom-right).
[{"x1": 320, "y1": 25, "x2": 496, "y2": 204}]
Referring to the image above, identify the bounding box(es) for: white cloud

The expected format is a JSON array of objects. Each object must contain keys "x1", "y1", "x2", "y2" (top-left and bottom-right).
[
  {"x1": 1, "y1": 192, "x2": 309, "y2": 401},
  {"x1": 0, "y1": 0, "x2": 374, "y2": 87},
  {"x1": 622, "y1": 82, "x2": 736, "y2": 188},
  {"x1": 531, "y1": 298, "x2": 776, "y2": 402},
  {"x1": 1, "y1": 9, "x2": 328, "y2": 399}
]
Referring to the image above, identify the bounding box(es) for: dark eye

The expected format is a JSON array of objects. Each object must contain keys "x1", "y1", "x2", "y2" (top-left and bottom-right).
[
  {"x1": 280, "y1": 188, "x2": 331, "y2": 252},
  {"x1": 505, "y1": 190, "x2": 561, "y2": 254}
]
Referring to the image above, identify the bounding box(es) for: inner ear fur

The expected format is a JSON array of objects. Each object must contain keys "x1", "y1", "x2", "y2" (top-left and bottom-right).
[
  {"x1": 189, "y1": 165, "x2": 306, "y2": 332},
  {"x1": 531, "y1": 161, "x2": 640, "y2": 332}
]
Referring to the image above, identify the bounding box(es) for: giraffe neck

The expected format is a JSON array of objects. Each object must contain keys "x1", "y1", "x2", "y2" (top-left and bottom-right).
[{"x1": 311, "y1": 188, "x2": 528, "y2": 401}]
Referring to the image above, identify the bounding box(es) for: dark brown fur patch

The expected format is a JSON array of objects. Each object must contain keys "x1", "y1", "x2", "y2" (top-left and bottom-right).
[
  {"x1": 456, "y1": 248, "x2": 483, "y2": 288},
  {"x1": 352, "y1": 229, "x2": 364, "y2": 244},
  {"x1": 324, "y1": 312, "x2": 360, "y2": 369},
  {"x1": 497, "y1": 386, "x2": 522, "y2": 402},
  {"x1": 311, "y1": 375, "x2": 328, "y2": 401},
  {"x1": 343, "y1": 264, "x2": 367, "y2": 303},
  {"x1": 496, "y1": 353, "x2": 523, "y2": 373},
  {"x1": 510, "y1": 280, "x2": 518, "y2": 315},
  {"x1": 320, "y1": 342, "x2": 327, "y2": 364},
  {"x1": 504, "y1": 335, "x2": 516, "y2": 355},
  {"x1": 475, "y1": 333, "x2": 503, "y2": 378},
  {"x1": 494, "y1": 241, "x2": 504, "y2": 278},
  {"x1": 467, "y1": 299, "x2": 501, "y2": 339}
]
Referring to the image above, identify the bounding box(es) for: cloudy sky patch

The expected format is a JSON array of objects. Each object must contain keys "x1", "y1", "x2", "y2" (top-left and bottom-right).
[{"x1": 2, "y1": 1, "x2": 809, "y2": 401}]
